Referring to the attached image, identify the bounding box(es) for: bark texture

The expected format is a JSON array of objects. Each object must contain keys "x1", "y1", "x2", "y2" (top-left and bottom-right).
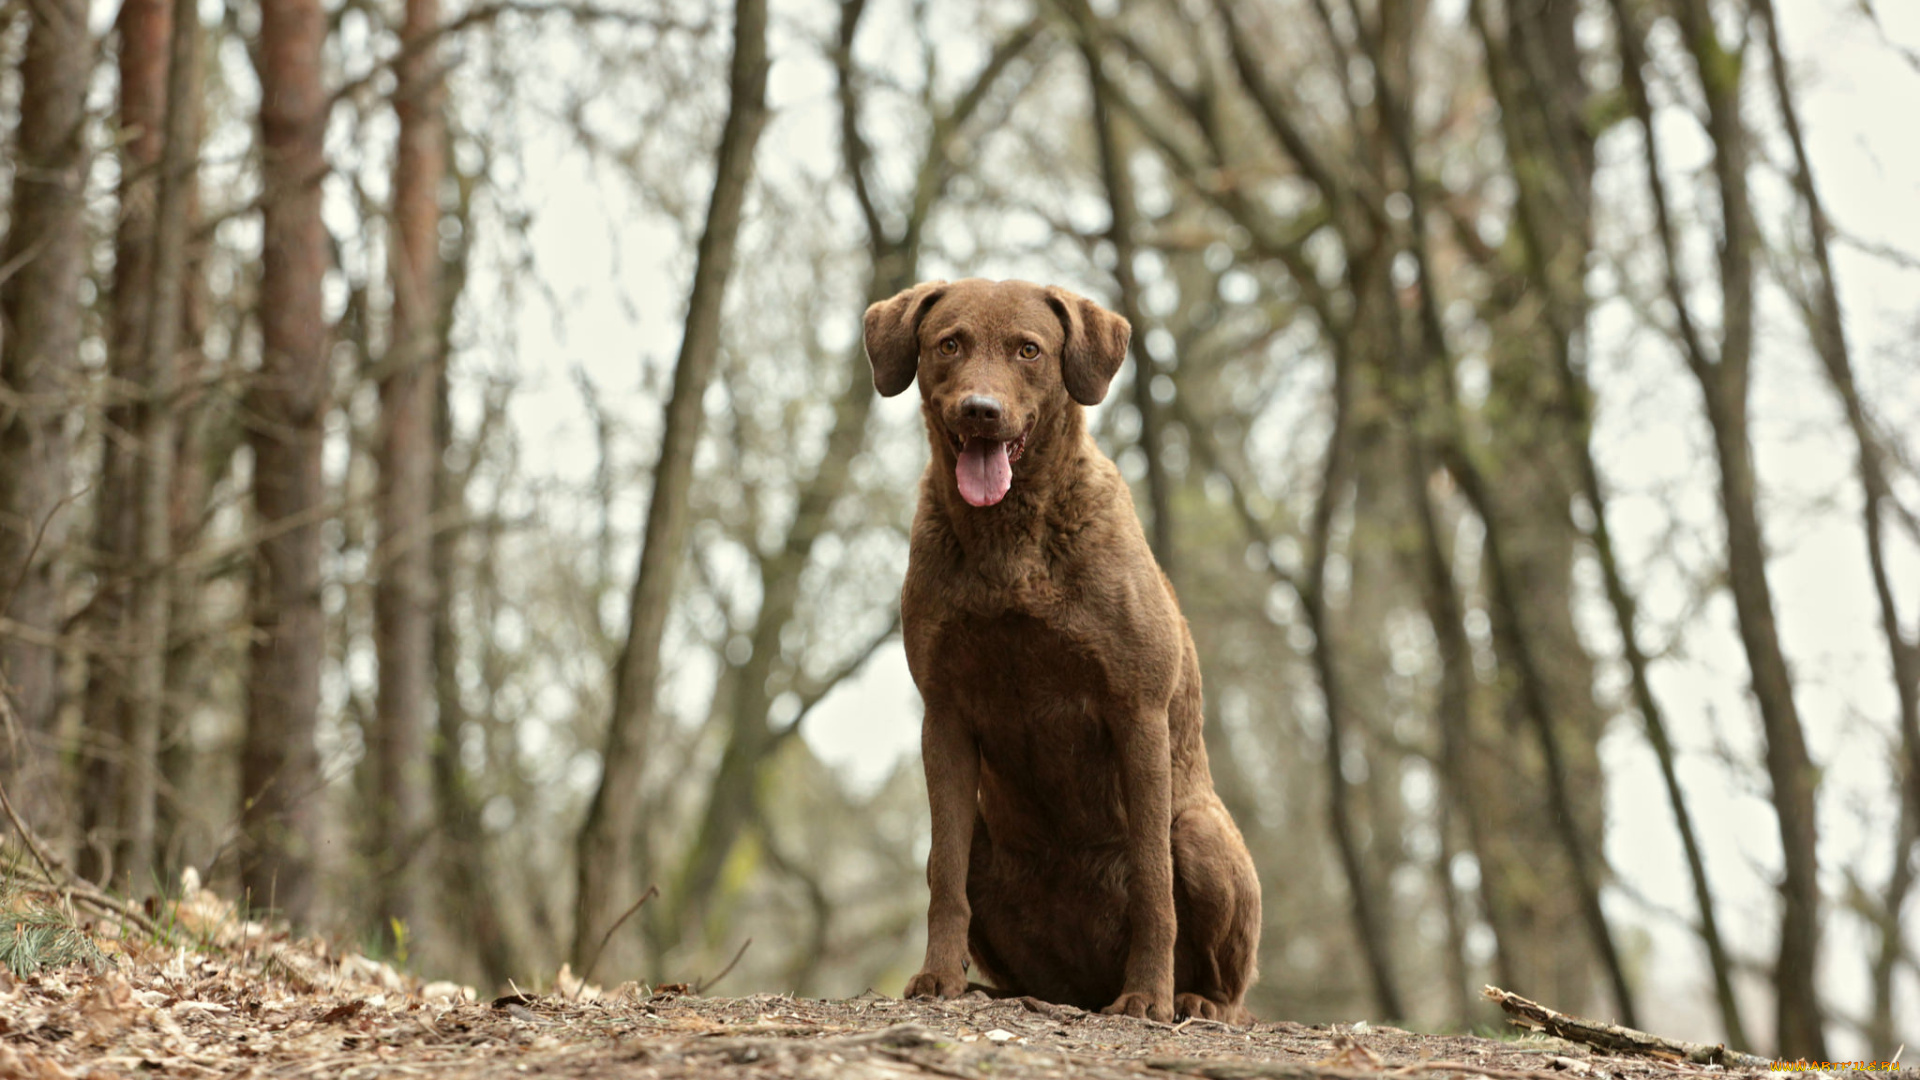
[
  {"x1": 116, "y1": 0, "x2": 199, "y2": 893},
  {"x1": 242, "y1": 0, "x2": 332, "y2": 926},
  {"x1": 80, "y1": 0, "x2": 174, "y2": 884},
  {"x1": 0, "y1": 0, "x2": 90, "y2": 829},
  {"x1": 372, "y1": 0, "x2": 446, "y2": 941}
]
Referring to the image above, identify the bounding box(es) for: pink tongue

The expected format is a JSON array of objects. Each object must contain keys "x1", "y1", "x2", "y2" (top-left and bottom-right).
[{"x1": 956, "y1": 438, "x2": 1012, "y2": 507}]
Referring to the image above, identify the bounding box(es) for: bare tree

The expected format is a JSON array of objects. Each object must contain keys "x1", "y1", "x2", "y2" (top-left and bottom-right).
[
  {"x1": 111, "y1": 0, "x2": 202, "y2": 894},
  {"x1": 658, "y1": 0, "x2": 1044, "y2": 960},
  {"x1": 0, "y1": 0, "x2": 90, "y2": 828},
  {"x1": 371, "y1": 0, "x2": 448, "y2": 941},
  {"x1": 1076, "y1": 18, "x2": 1173, "y2": 575},
  {"x1": 79, "y1": 0, "x2": 174, "y2": 885},
  {"x1": 1609, "y1": 0, "x2": 1825, "y2": 1056},
  {"x1": 1754, "y1": 0, "x2": 1916, "y2": 1053},
  {"x1": 1473, "y1": 0, "x2": 1746, "y2": 1036},
  {"x1": 158, "y1": 177, "x2": 218, "y2": 874},
  {"x1": 242, "y1": 0, "x2": 333, "y2": 926},
  {"x1": 572, "y1": 0, "x2": 771, "y2": 977},
  {"x1": 1179, "y1": 353, "x2": 1409, "y2": 1021},
  {"x1": 1096, "y1": 0, "x2": 1637, "y2": 1021},
  {"x1": 428, "y1": 154, "x2": 525, "y2": 990}
]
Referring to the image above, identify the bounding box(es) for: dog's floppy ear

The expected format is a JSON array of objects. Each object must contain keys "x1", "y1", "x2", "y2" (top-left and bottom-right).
[
  {"x1": 864, "y1": 281, "x2": 948, "y2": 397},
  {"x1": 1045, "y1": 287, "x2": 1132, "y2": 406}
]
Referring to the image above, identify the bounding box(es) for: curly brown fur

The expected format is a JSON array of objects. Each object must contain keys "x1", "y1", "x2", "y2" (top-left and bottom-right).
[{"x1": 866, "y1": 278, "x2": 1261, "y2": 1024}]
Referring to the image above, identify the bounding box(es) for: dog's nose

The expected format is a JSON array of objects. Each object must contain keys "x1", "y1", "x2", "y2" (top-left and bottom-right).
[{"x1": 959, "y1": 395, "x2": 1003, "y2": 424}]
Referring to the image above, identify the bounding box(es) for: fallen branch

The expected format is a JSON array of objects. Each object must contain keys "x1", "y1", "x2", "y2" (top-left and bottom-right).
[{"x1": 1482, "y1": 985, "x2": 1769, "y2": 1069}]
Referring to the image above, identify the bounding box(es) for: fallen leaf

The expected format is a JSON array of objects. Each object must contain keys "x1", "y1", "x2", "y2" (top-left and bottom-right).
[{"x1": 0, "y1": 1042, "x2": 76, "y2": 1079}]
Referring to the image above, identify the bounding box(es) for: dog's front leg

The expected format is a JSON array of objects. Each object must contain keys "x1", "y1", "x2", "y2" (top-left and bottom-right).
[
  {"x1": 1103, "y1": 704, "x2": 1177, "y2": 1021},
  {"x1": 905, "y1": 706, "x2": 978, "y2": 999}
]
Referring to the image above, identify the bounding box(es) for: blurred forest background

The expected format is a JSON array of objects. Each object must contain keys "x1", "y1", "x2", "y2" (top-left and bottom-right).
[{"x1": 1, "y1": 0, "x2": 1917, "y2": 1062}]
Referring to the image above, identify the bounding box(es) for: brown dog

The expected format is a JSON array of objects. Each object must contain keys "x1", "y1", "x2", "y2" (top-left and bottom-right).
[{"x1": 865, "y1": 278, "x2": 1261, "y2": 1023}]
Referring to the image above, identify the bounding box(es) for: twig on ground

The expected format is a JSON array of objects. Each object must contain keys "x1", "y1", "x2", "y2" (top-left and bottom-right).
[
  {"x1": 579, "y1": 883, "x2": 658, "y2": 984},
  {"x1": 0, "y1": 777, "x2": 60, "y2": 885},
  {"x1": 1175, "y1": 1016, "x2": 1239, "y2": 1033},
  {"x1": 0, "y1": 777, "x2": 158, "y2": 935},
  {"x1": 695, "y1": 937, "x2": 751, "y2": 995},
  {"x1": 1483, "y1": 985, "x2": 1770, "y2": 1069}
]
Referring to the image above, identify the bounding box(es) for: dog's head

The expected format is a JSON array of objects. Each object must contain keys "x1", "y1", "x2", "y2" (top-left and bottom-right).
[{"x1": 864, "y1": 278, "x2": 1131, "y2": 508}]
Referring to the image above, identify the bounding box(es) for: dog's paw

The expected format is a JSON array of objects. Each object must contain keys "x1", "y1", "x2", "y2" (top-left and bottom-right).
[
  {"x1": 1175, "y1": 993, "x2": 1230, "y2": 1021},
  {"x1": 1101, "y1": 990, "x2": 1174, "y2": 1023},
  {"x1": 903, "y1": 969, "x2": 968, "y2": 1000}
]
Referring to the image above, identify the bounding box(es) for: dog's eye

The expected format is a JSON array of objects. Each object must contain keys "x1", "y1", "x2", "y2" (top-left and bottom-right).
[
  {"x1": 939, "y1": 337, "x2": 960, "y2": 356},
  {"x1": 1018, "y1": 343, "x2": 1040, "y2": 361}
]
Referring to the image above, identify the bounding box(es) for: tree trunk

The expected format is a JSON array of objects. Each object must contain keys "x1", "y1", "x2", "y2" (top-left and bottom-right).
[
  {"x1": 1448, "y1": 448, "x2": 1638, "y2": 1027},
  {"x1": 571, "y1": 0, "x2": 770, "y2": 977},
  {"x1": 1198, "y1": 1, "x2": 1550, "y2": 1016},
  {"x1": 1435, "y1": 796, "x2": 1477, "y2": 1029},
  {"x1": 371, "y1": 0, "x2": 445, "y2": 942},
  {"x1": 114, "y1": 0, "x2": 198, "y2": 895},
  {"x1": 666, "y1": 352, "x2": 883, "y2": 943},
  {"x1": 157, "y1": 165, "x2": 211, "y2": 878},
  {"x1": 1709, "y1": 103, "x2": 1830, "y2": 1071},
  {"x1": 0, "y1": 0, "x2": 90, "y2": 834},
  {"x1": 1404, "y1": 427, "x2": 1519, "y2": 1002},
  {"x1": 1176, "y1": 333, "x2": 1412, "y2": 1022},
  {"x1": 658, "y1": 2, "x2": 1042, "y2": 958},
  {"x1": 432, "y1": 366, "x2": 524, "y2": 988},
  {"x1": 80, "y1": 0, "x2": 172, "y2": 884},
  {"x1": 158, "y1": 235, "x2": 211, "y2": 877},
  {"x1": 1084, "y1": 35, "x2": 1174, "y2": 577},
  {"x1": 1352, "y1": 0, "x2": 1635, "y2": 1023},
  {"x1": 242, "y1": 0, "x2": 331, "y2": 926},
  {"x1": 426, "y1": 147, "x2": 523, "y2": 991},
  {"x1": 1641, "y1": 0, "x2": 1826, "y2": 1056},
  {"x1": 1459, "y1": 0, "x2": 1621, "y2": 1020},
  {"x1": 1754, "y1": 0, "x2": 1920, "y2": 854},
  {"x1": 1306, "y1": 346, "x2": 1406, "y2": 1022}
]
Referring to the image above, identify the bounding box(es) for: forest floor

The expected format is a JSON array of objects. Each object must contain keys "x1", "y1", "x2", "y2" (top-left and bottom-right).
[
  {"x1": 7, "y1": 944, "x2": 1908, "y2": 1080},
  {"x1": 1, "y1": 871, "x2": 1906, "y2": 1079}
]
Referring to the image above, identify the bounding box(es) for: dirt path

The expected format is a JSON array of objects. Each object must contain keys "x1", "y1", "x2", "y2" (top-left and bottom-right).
[{"x1": 3, "y1": 954, "x2": 1897, "y2": 1080}]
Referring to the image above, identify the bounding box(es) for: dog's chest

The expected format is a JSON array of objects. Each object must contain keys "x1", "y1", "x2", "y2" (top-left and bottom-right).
[{"x1": 935, "y1": 613, "x2": 1126, "y2": 827}]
